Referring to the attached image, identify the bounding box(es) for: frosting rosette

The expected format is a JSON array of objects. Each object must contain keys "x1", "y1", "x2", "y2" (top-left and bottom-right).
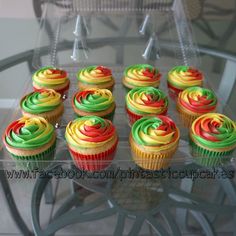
[
  {"x1": 65, "y1": 116, "x2": 116, "y2": 149},
  {"x1": 32, "y1": 66, "x2": 69, "y2": 87},
  {"x1": 21, "y1": 89, "x2": 61, "y2": 114},
  {"x1": 190, "y1": 113, "x2": 236, "y2": 151},
  {"x1": 73, "y1": 88, "x2": 114, "y2": 113},
  {"x1": 123, "y1": 64, "x2": 161, "y2": 88},
  {"x1": 77, "y1": 66, "x2": 114, "y2": 85},
  {"x1": 3, "y1": 117, "x2": 54, "y2": 150},
  {"x1": 168, "y1": 66, "x2": 203, "y2": 91},
  {"x1": 178, "y1": 87, "x2": 217, "y2": 114},
  {"x1": 126, "y1": 87, "x2": 168, "y2": 115},
  {"x1": 132, "y1": 116, "x2": 179, "y2": 151}
]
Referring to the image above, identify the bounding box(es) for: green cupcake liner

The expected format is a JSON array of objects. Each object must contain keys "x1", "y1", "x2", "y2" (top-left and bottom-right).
[
  {"x1": 190, "y1": 140, "x2": 233, "y2": 167},
  {"x1": 10, "y1": 142, "x2": 56, "y2": 171},
  {"x1": 75, "y1": 109, "x2": 115, "y2": 122}
]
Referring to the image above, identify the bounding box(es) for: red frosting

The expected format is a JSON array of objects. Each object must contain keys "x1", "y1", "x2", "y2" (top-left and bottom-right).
[
  {"x1": 194, "y1": 118, "x2": 220, "y2": 141},
  {"x1": 79, "y1": 119, "x2": 115, "y2": 143},
  {"x1": 96, "y1": 66, "x2": 112, "y2": 77},
  {"x1": 47, "y1": 68, "x2": 68, "y2": 79}
]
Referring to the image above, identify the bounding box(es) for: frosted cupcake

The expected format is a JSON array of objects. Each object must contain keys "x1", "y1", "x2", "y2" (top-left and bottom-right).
[
  {"x1": 72, "y1": 88, "x2": 115, "y2": 121},
  {"x1": 20, "y1": 89, "x2": 64, "y2": 125},
  {"x1": 177, "y1": 87, "x2": 217, "y2": 127},
  {"x1": 190, "y1": 113, "x2": 236, "y2": 166},
  {"x1": 126, "y1": 87, "x2": 168, "y2": 125},
  {"x1": 122, "y1": 64, "x2": 161, "y2": 90},
  {"x1": 130, "y1": 116, "x2": 180, "y2": 170},
  {"x1": 65, "y1": 116, "x2": 118, "y2": 171},
  {"x1": 77, "y1": 66, "x2": 114, "y2": 91},
  {"x1": 167, "y1": 66, "x2": 203, "y2": 98},
  {"x1": 32, "y1": 66, "x2": 70, "y2": 97},
  {"x1": 2, "y1": 117, "x2": 56, "y2": 170}
]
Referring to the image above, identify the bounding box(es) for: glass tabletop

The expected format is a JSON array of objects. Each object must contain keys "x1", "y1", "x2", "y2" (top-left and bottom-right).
[{"x1": 0, "y1": 0, "x2": 236, "y2": 235}]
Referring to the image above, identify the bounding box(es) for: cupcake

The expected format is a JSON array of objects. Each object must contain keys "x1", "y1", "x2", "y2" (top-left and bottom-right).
[
  {"x1": 77, "y1": 66, "x2": 114, "y2": 91},
  {"x1": 177, "y1": 87, "x2": 217, "y2": 127},
  {"x1": 130, "y1": 116, "x2": 180, "y2": 170},
  {"x1": 190, "y1": 113, "x2": 236, "y2": 166},
  {"x1": 2, "y1": 117, "x2": 56, "y2": 170},
  {"x1": 32, "y1": 66, "x2": 70, "y2": 97},
  {"x1": 122, "y1": 64, "x2": 161, "y2": 90},
  {"x1": 167, "y1": 66, "x2": 203, "y2": 98},
  {"x1": 126, "y1": 87, "x2": 168, "y2": 125},
  {"x1": 72, "y1": 88, "x2": 115, "y2": 121},
  {"x1": 20, "y1": 89, "x2": 64, "y2": 125},
  {"x1": 65, "y1": 116, "x2": 118, "y2": 171}
]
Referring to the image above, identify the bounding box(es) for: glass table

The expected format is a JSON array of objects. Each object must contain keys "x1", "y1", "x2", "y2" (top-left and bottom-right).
[{"x1": 0, "y1": 0, "x2": 236, "y2": 235}]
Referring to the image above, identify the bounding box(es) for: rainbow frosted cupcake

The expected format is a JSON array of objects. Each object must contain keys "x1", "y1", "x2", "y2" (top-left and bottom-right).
[
  {"x1": 130, "y1": 116, "x2": 180, "y2": 170},
  {"x1": 190, "y1": 113, "x2": 236, "y2": 166},
  {"x1": 122, "y1": 64, "x2": 161, "y2": 90},
  {"x1": 77, "y1": 66, "x2": 114, "y2": 91},
  {"x1": 177, "y1": 87, "x2": 217, "y2": 127},
  {"x1": 20, "y1": 89, "x2": 64, "y2": 125},
  {"x1": 65, "y1": 116, "x2": 118, "y2": 171},
  {"x1": 2, "y1": 117, "x2": 56, "y2": 170},
  {"x1": 72, "y1": 88, "x2": 115, "y2": 121},
  {"x1": 126, "y1": 87, "x2": 168, "y2": 125},
  {"x1": 32, "y1": 66, "x2": 70, "y2": 98},
  {"x1": 167, "y1": 66, "x2": 203, "y2": 98}
]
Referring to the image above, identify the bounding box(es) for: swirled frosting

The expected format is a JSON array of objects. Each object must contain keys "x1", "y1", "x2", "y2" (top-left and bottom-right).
[
  {"x1": 178, "y1": 87, "x2": 217, "y2": 114},
  {"x1": 77, "y1": 66, "x2": 113, "y2": 85},
  {"x1": 65, "y1": 116, "x2": 116, "y2": 148},
  {"x1": 21, "y1": 89, "x2": 61, "y2": 114},
  {"x1": 132, "y1": 116, "x2": 179, "y2": 150},
  {"x1": 168, "y1": 66, "x2": 203, "y2": 90},
  {"x1": 124, "y1": 64, "x2": 161, "y2": 87},
  {"x1": 32, "y1": 66, "x2": 69, "y2": 87},
  {"x1": 3, "y1": 117, "x2": 54, "y2": 149},
  {"x1": 191, "y1": 113, "x2": 236, "y2": 150},
  {"x1": 73, "y1": 88, "x2": 114, "y2": 112},
  {"x1": 126, "y1": 87, "x2": 168, "y2": 115}
]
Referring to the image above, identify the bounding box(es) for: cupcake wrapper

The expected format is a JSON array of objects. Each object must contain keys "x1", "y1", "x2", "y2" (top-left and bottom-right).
[
  {"x1": 177, "y1": 106, "x2": 199, "y2": 128},
  {"x1": 130, "y1": 140, "x2": 178, "y2": 170},
  {"x1": 68, "y1": 141, "x2": 118, "y2": 172},
  {"x1": 78, "y1": 83, "x2": 114, "y2": 92},
  {"x1": 75, "y1": 110, "x2": 115, "y2": 122},
  {"x1": 126, "y1": 107, "x2": 167, "y2": 126},
  {"x1": 190, "y1": 140, "x2": 233, "y2": 167},
  {"x1": 167, "y1": 82, "x2": 182, "y2": 100},
  {"x1": 9, "y1": 142, "x2": 56, "y2": 171}
]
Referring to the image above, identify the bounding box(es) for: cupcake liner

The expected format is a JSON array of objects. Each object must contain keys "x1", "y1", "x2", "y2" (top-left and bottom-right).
[
  {"x1": 78, "y1": 83, "x2": 114, "y2": 92},
  {"x1": 167, "y1": 82, "x2": 182, "y2": 100},
  {"x1": 126, "y1": 107, "x2": 167, "y2": 126},
  {"x1": 130, "y1": 137, "x2": 178, "y2": 170},
  {"x1": 177, "y1": 105, "x2": 199, "y2": 128},
  {"x1": 75, "y1": 110, "x2": 115, "y2": 122},
  {"x1": 22, "y1": 105, "x2": 64, "y2": 126},
  {"x1": 9, "y1": 142, "x2": 56, "y2": 171},
  {"x1": 190, "y1": 140, "x2": 233, "y2": 167},
  {"x1": 68, "y1": 141, "x2": 118, "y2": 172}
]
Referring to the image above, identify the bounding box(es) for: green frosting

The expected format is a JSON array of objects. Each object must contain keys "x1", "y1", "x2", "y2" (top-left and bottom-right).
[
  {"x1": 169, "y1": 66, "x2": 189, "y2": 73},
  {"x1": 5, "y1": 117, "x2": 54, "y2": 150},
  {"x1": 124, "y1": 64, "x2": 159, "y2": 77},
  {"x1": 21, "y1": 91, "x2": 61, "y2": 114},
  {"x1": 74, "y1": 89, "x2": 114, "y2": 112},
  {"x1": 191, "y1": 114, "x2": 236, "y2": 149},
  {"x1": 131, "y1": 116, "x2": 177, "y2": 146},
  {"x1": 126, "y1": 87, "x2": 168, "y2": 115}
]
